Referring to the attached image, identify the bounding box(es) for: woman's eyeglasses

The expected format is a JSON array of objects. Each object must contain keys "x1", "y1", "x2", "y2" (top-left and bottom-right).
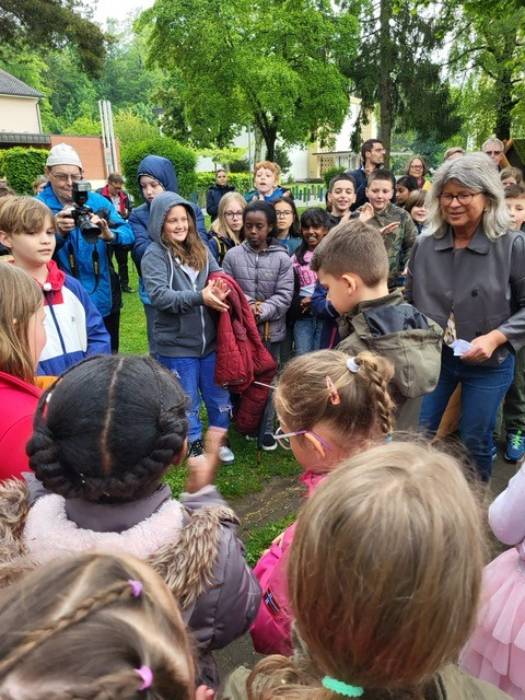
[
  {"x1": 276, "y1": 210, "x2": 293, "y2": 218},
  {"x1": 224, "y1": 211, "x2": 243, "y2": 218},
  {"x1": 439, "y1": 192, "x2": 482, "y2": 205}
]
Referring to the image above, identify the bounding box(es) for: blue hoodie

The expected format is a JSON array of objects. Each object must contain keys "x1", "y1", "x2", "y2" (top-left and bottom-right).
[{"x1": 130, "y1": 155, "x2": 207, "y2": 305}]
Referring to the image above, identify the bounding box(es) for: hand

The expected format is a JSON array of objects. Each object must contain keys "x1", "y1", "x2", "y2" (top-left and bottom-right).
[
  {"x1": 461, "y1": 330, "x2": 507, "y2": 363},
  {"x1": 249, "y1": 300, "x2": 261, "y2": 319},
  {"x1": 358, "y1": 202, "x2": 375, "y2": 222},
  {"x1": 202, "y1": 281, "x2": 229, "y2": 312},
  {"x1": 195, "y1": 686, "x2": 214, "y2": 700},
  {"x1": 90, "y1": 214, "x2": 114, "y2": 242},
  {"x1": 300, "y1": 296, "x2": 311, "y2": 313},
  {"x1": 209, "y1": 278, "x2": 230, "y2": 303},
  {"x1": 380, "y1": 222, "x2": 400, "y2": 236},
  {"x1": 56, "y1": 208, "x2": 76, "y2": 236},
  {"x1": 185, "y1": 428, "x2": 224, "y2": 493}
]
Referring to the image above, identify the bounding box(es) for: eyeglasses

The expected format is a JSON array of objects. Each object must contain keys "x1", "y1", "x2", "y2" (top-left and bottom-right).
[
  {"x1": 276, "y1": 210, "x2": 293, "y2": 218},
  {"x1": 410, "y1": 164, "x2": 423, "y2": 169},
  {"x1": 439, "y1": 192, "x2": 482, "y2": 205},
  {"x1": 51, "y1": 173, "x2": 82, "y2": 183},
  {"x1": 485, "y1": 150, "x2": 502, "y2": 156},
  {"x1": 271, "y1": 426, "x2": 332, "y2": 452},
  {"x1": 224, "y1": 211, "x2": 243, "y2": 218}
]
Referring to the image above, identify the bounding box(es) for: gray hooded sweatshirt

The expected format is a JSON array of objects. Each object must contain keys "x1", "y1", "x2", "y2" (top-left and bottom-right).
[{"x1": 141, "y1": 191, "x2": 221, "y2": 358}]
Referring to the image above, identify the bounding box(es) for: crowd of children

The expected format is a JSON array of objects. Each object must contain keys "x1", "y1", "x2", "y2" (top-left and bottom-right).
[{"x1": 2, "y1": 143, "x2": 525, "y2": 700}]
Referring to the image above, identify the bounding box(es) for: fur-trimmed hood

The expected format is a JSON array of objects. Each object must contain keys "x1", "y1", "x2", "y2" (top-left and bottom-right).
[{"x1": 0, "y1": 479, "x2": 261, "y2": 687}]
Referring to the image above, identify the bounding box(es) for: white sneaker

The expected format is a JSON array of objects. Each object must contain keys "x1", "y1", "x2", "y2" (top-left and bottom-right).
[{"x1": 219, "y1": 445, "x2": 235, "y2": 464}]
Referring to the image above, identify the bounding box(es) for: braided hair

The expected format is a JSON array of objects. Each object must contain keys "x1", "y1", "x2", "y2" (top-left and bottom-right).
[
  {"x1": 0, "y1": 552, "x2": 195, "y2": 699},
  {"x1": 26, "y1": 355, "x2": 188, "y2": 503}
]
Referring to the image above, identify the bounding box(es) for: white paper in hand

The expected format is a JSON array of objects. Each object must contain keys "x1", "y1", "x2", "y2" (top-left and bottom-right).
[{"x1": 451, "y1": 339, "x2": 473, "y2": 356}]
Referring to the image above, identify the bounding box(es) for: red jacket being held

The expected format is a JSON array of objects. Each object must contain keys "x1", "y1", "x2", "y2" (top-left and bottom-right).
[
  {"x1": 0, "y1": 371, "x2": 41, "y2": 481},
  {"x1": 210, "y1": 272, "x2": 277, "y2": 435}
]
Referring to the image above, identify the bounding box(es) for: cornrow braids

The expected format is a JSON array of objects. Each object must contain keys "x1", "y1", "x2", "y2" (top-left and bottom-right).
[
  {"x1": 0, "y1": 581, "x2": 136, "y2": 679},
  {"x1": 26, "y1": 355, "x2": 188, "y2": 503}
]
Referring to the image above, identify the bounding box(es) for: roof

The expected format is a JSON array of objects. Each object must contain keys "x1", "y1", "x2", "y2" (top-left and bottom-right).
[
  {"x1": 0, "y1": 69, "x2": 42, "y2": 98},
  {"x1": 0, "y1": 133, "x2": 50, "y2": 146}
]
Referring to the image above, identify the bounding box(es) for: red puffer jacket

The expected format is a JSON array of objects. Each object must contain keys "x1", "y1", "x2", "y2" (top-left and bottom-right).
[{"x1": 210, "y1": 272, "x2": 277, "y2": 435}]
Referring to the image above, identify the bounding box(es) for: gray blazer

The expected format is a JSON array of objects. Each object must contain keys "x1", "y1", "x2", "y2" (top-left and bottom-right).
[{"x1": 405, "y1": 226, "x2": 525, "y2": 366}]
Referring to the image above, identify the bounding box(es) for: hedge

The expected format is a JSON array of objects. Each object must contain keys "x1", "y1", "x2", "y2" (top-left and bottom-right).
[
  {"x1": 196, "y1": 171, "x2": 252, "y2": 194},
  {"x1": 3, "y1": 147, "x2": 48, "y2": 194},
  {"x1": 121, "y1": 137, "x2": 197, "y2": 202},
  {"x1": 0, "y1": 151, "x2": 6, "y2": 177}
]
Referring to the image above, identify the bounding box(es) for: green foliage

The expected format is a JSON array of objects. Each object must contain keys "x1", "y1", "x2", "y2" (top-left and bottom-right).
[
  {"x1": 3, "y1": 147, "x2": 48, "y2": 194},
  {"x1": 0, "y1": 151, "x2": 6, "y2": 177},
  {"x1": 244, "y1": 515, "x2": 296, "y2": 567},
  {"x1": 196, "y1": 172, "x2": 252, "y2": 193},
  {"x1": 121, "y1": 137, "x2": 197, "y2": 201},
  {"x1": 62, "y1": 116, "x2": 100, "y2": 136},
  {"x1": 274, "y1": 145, "x2": 292, "y2": 174},
  {"x1": 139, "y1": 0, "x2": 358, "y2": 158},
  {"x1": 198, "y1": 146, "x2": 247, "y2": 166},
  {"x1": 0, "y1": 0, "x2": 106, "y2": 76},
  {"x1": 114, "y1": 110, "x2": 161, "y2": 146},
  {"x1": 323, "y1": 167, "x2": 347, "y2": 189}
]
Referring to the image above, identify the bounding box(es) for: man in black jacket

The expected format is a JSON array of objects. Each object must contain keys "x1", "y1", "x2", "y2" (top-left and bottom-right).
[
  {"x1": 206, "y1": 169, "x2": 235, "y2": 221},
  {"x1": 346, "y1": 139, "x2": 386, "y2": 210}
]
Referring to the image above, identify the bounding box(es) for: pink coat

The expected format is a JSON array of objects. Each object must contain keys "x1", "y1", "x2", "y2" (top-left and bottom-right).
[
  {"x1": 0, "y1": 371, "x2": 41, "y2": 481},
  {"x1": 250, "y1": 470, "x2": 325, "y2": 655}
]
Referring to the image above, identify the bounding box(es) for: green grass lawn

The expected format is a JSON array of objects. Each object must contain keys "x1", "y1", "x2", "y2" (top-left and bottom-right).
[{"x1": 119, "y1": 265, "x2": 300, "y2": 504}]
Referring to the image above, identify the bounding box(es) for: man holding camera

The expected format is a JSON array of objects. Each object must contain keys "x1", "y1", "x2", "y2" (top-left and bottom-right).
[{"x1": 38, "y1": 143, "x2": 134, "y2": 351}]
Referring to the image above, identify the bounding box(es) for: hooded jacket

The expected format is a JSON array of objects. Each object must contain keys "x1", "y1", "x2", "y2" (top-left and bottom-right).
[
  {"x1": 206, "y1": 183, "x2": 235, "y2": 221},
  {"x1": 37, "y1": 183, "x2": 134, "y2": 319},
  {"x1": 337, "y1": 290, "x2": 443, "y2": 428},
  {"x1": 0, "y1": 373, "x2": 41, "y2": 481},
  {"x1": 37, "y1": 260, "x2": 111, "y2": 376},
  {"x1": 141, "y1": 191, "x2": 221, "y2": 358},
  {"x1": 222, "y1": 241, "x2": 294, "y2": 344},
  {"x1": 0, "y1": 478, "x2": 261, "y2": 688}
]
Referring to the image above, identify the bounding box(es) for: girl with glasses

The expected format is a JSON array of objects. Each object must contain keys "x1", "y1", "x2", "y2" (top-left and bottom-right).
[
  {"x1": 208, "y1": 192, "x2": 246, "y2": 263},
  {"x1": 250, "y1": 349, "x2": 394, "y2": 656},
  {"x1": 274, "y1": 197, "x2": 301, "y2": 255}
]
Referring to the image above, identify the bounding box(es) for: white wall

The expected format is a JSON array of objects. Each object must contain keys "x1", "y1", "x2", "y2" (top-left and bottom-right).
[{"x1": 0, "y1": 96, "x2": 41, "y2": 133}]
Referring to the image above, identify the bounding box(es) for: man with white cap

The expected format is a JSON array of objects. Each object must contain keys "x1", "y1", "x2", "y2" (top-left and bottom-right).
[{"x1": 37, "y1": 143, "x2": 134, "y2": 351}]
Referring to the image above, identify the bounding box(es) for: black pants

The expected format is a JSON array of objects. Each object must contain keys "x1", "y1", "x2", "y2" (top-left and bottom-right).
[
  {"x1": 103, "y1": 309, "x2": 120, "y2": 353},
  {"x1": 111, "y1": 246, "x2": 130, "y2": 288}
]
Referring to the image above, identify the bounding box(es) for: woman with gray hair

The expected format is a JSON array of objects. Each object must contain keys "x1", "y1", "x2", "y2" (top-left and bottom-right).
[{"x1": 405, "y1": 152, "x2": 525, "y2": 481}]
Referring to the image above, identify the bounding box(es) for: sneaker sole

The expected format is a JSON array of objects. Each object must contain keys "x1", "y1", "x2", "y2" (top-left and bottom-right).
[
  {"x1": 504, "y1": 452, "x2": 521, "y2": 463},
  {"x1": 220, "y1": 457, "x2": 235, "y2": 465},
  {"x1": 261, "y1": 443, "x2": 278, "y2": 452}
]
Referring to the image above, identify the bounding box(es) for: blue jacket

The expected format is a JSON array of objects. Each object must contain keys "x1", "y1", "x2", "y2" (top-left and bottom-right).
[
  {"x1": 311, "y1": 280, "x2": 340, "y2": 349},
  {"x1": 129, "y1": 155, "x2": 207, "y2": 305},
  {"x1": 37, "y1": 260, "x2": 111, "y2": 376},
  {"x1": 37, "y1": 183, "x2": 134, "y2": 318},
  {"x1": 244, "y1": 186, "x2": 289, "y2": 204}
]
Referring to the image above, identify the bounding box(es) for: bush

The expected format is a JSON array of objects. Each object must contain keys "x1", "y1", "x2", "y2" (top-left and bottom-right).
[
  {"x1": 196, "y1": 171, "x2": 252, "y2": 193},
  {"x1": 121, "y1": 137, "x2": 197, "y2": 202},
  {"x1": 4, "y1": 147, "x2": 48, "y2": 194},
  {"x1": 323, "y1": 166, "x2": 347, "y2": 189},
  {"x1": 0, "y1": 151, "x2": 6, "y2": 177}
]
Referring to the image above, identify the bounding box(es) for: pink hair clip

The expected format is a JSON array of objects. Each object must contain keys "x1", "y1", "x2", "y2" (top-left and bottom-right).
[
  {"x1": 325, "y1": 376, "x2": 341, "y2": 406},
  {"x1": 136, "y1": 665, "x2": 154, "y2": 691},
  {"x1": 128, "y1": 579, "x2": 143, "y2": 598}
]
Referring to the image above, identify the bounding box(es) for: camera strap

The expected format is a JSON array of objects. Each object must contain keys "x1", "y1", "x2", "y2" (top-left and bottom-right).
[{"x1": 66, "y1": 239, "x2": 101, "y2": 295}]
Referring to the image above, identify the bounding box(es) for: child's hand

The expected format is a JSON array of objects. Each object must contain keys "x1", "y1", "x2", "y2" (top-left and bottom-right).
[
  {"x1": 195, "y1": 686, "x2": 214, "y2": 700},
  {"x1": 358, "y1": 202, "x2": 375, "y2": 222},
  {"x1": 300, "y1": 297, "x2": 311, "y2": 313},
  {"x1": 202, "y1": 281, "x2": 229, "y2": 312},
  {"x1": 210, "y1": 278, "x2": 230, "y2": 303},
  {"x1": 380, "y1": 222, "x2": 400, "y2": 236},
  {"x1": 185, "y1": 427, "x2": 225, "y2": 492}
]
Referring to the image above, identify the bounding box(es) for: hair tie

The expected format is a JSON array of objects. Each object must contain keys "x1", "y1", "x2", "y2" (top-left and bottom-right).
[
  {"x1": 136, "y1": 666, "x2": 153, "y2": 691},
  {"x1": 346, "y1": 357, "x2": 360, "y2": 374},
  {"x1": 322, "y1": 676, "x2": 364, "y2": 697},
  {"x1": 128, "y1": 579, "x2": 143, "y2": 598}
]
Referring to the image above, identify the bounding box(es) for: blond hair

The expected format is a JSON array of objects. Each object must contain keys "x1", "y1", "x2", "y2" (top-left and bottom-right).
[
  {"x1": 161, "y1": 204, "x2": 208, "y2": 271},
  {"x1": 0, "y1": 264, "x2": 42, "y2": 383},
  {"x1": 211, "y1": 191, "x2": 246, "y2": 244},
  {"x1": 0, "y1": 196, "x2": 54, "y2": 236},
  {"x1": 275, "y1": 350, "x2": 395, "y2": 442},
  {"x1": 0, "y1": 552, "x2": 195, "y2": 700},
  {"x1": 249, "y1": 442, "x2": 485, "y2": 699}
]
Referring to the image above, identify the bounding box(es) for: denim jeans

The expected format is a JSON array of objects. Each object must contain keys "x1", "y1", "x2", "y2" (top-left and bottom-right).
[
  {"x1": 420, "y1": 346, "x2": 515, "y2": 481},
  {"x1": 157, "y1": 352, "x2": 231, "y2": 442},
  {"x1": 293, "y1": 317, "x2": 322, "y2": 356},
  {"x1": 259, "y1": 341, "x2": 281, "y2": 440}
]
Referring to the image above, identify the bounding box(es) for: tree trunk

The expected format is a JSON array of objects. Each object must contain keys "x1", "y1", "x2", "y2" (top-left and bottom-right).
[
  {"x1": 263, "y1": 125, "x2": 278, "y2": 161},
  {"x1": 493, "y1": 25, "x2": 518, "y2": 141},
  {"x1": 378, "y1": 0, "x2": 393, "y2": 166}
]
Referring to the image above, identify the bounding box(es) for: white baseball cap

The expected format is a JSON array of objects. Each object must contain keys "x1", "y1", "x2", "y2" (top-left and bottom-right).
[{"x1": 46, "y1": 143, "x2": 82, "y2": 169}]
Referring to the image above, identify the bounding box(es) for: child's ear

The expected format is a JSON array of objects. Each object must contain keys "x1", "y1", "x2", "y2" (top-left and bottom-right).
[
  {"x1": 303, "y1": 432, "x2": 326, "y2": 459},
  {"x1": 172, "y1": 438, "x2": 189, "y2": 467},
  {"x1": 0, "y1": 230, "x2": 13, "y2": 249},
  {"x1": 341, "y1": 272, "x2": 359, "y2": 296}
]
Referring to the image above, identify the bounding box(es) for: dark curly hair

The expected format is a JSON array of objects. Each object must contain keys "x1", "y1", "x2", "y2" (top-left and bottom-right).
[{"x1": 26, "y1": 355, "x2": 188, "y2": 503}]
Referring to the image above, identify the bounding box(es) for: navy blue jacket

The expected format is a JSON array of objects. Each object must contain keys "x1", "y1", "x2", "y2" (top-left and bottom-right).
[
  {"x1": 311, "y1": 280, "x2": 340, "y2": 349},
  {"x1": 346, "y1": 167, "x2": 368, "y2": 210},
  {"x1": 206, "y1": 184, "x2": 235, "y2": 221}
]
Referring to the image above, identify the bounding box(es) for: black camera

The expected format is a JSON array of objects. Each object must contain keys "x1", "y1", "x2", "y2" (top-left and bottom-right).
[{"x1": 71, "y1": 180, "x2": 101, "y2": 244}]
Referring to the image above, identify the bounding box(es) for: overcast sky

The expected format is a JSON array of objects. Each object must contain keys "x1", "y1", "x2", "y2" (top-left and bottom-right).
[{"x1": 93, "y1": 0, "x2": 154, "y2": 25}]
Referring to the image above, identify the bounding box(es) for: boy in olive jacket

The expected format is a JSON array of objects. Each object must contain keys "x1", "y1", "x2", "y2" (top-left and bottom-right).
[{"x1": 312, "y1": 220, "x2": 443, "y2": 430}]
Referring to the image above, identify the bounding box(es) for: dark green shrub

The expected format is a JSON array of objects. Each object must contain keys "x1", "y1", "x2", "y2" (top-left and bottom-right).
[
  {"x1": 196, "y1": 171, "x2": 252, "y2": 194},
  {"x1": 4, "y1": 147, "x2": 48, "y2": 194},
  {"x1": 323, "y1": 166, "x2": 347, "y2": 189},
  {"x1": 0, "y1": 151, "x2": 6, "y2": 177},
  {"x1": 121, "y1": 137, "x2": 197, "y2": 202}
]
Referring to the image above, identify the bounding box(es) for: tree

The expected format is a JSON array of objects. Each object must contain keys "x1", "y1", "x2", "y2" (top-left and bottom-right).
[
  {"x1": 138, "y1": 0, "x2": 359, "y2": 159},
  {"x1": 448, "y1": 0, "x2": 525, "y2": 140},
  {"x1": 339, "y1": 0, "x2": 462, "y2": 164},
  {"x1": 0, "y1": 0, "x2": 106, "y2": 76}
]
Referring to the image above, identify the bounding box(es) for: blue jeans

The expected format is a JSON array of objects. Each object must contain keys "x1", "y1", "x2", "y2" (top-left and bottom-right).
[
  {"x1": 293, "y1": 317, "x2": 322, "y2": 356},
  {"x1": 420, "y1": 346, "x2": 515, "y2": 481},
  {"x1": 157, "y1": 352, "x2": 231, "y2": 442}
]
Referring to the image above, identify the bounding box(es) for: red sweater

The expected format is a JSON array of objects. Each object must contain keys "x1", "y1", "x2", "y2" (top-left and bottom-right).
[{"x1": 0, "y1": 371, "x2": 41, "y2": 480}]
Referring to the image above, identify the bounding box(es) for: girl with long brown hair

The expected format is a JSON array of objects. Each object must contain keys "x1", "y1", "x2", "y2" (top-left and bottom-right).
[{"x1": 0, "y1": 263, "x2": 46, "y2": 480}]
